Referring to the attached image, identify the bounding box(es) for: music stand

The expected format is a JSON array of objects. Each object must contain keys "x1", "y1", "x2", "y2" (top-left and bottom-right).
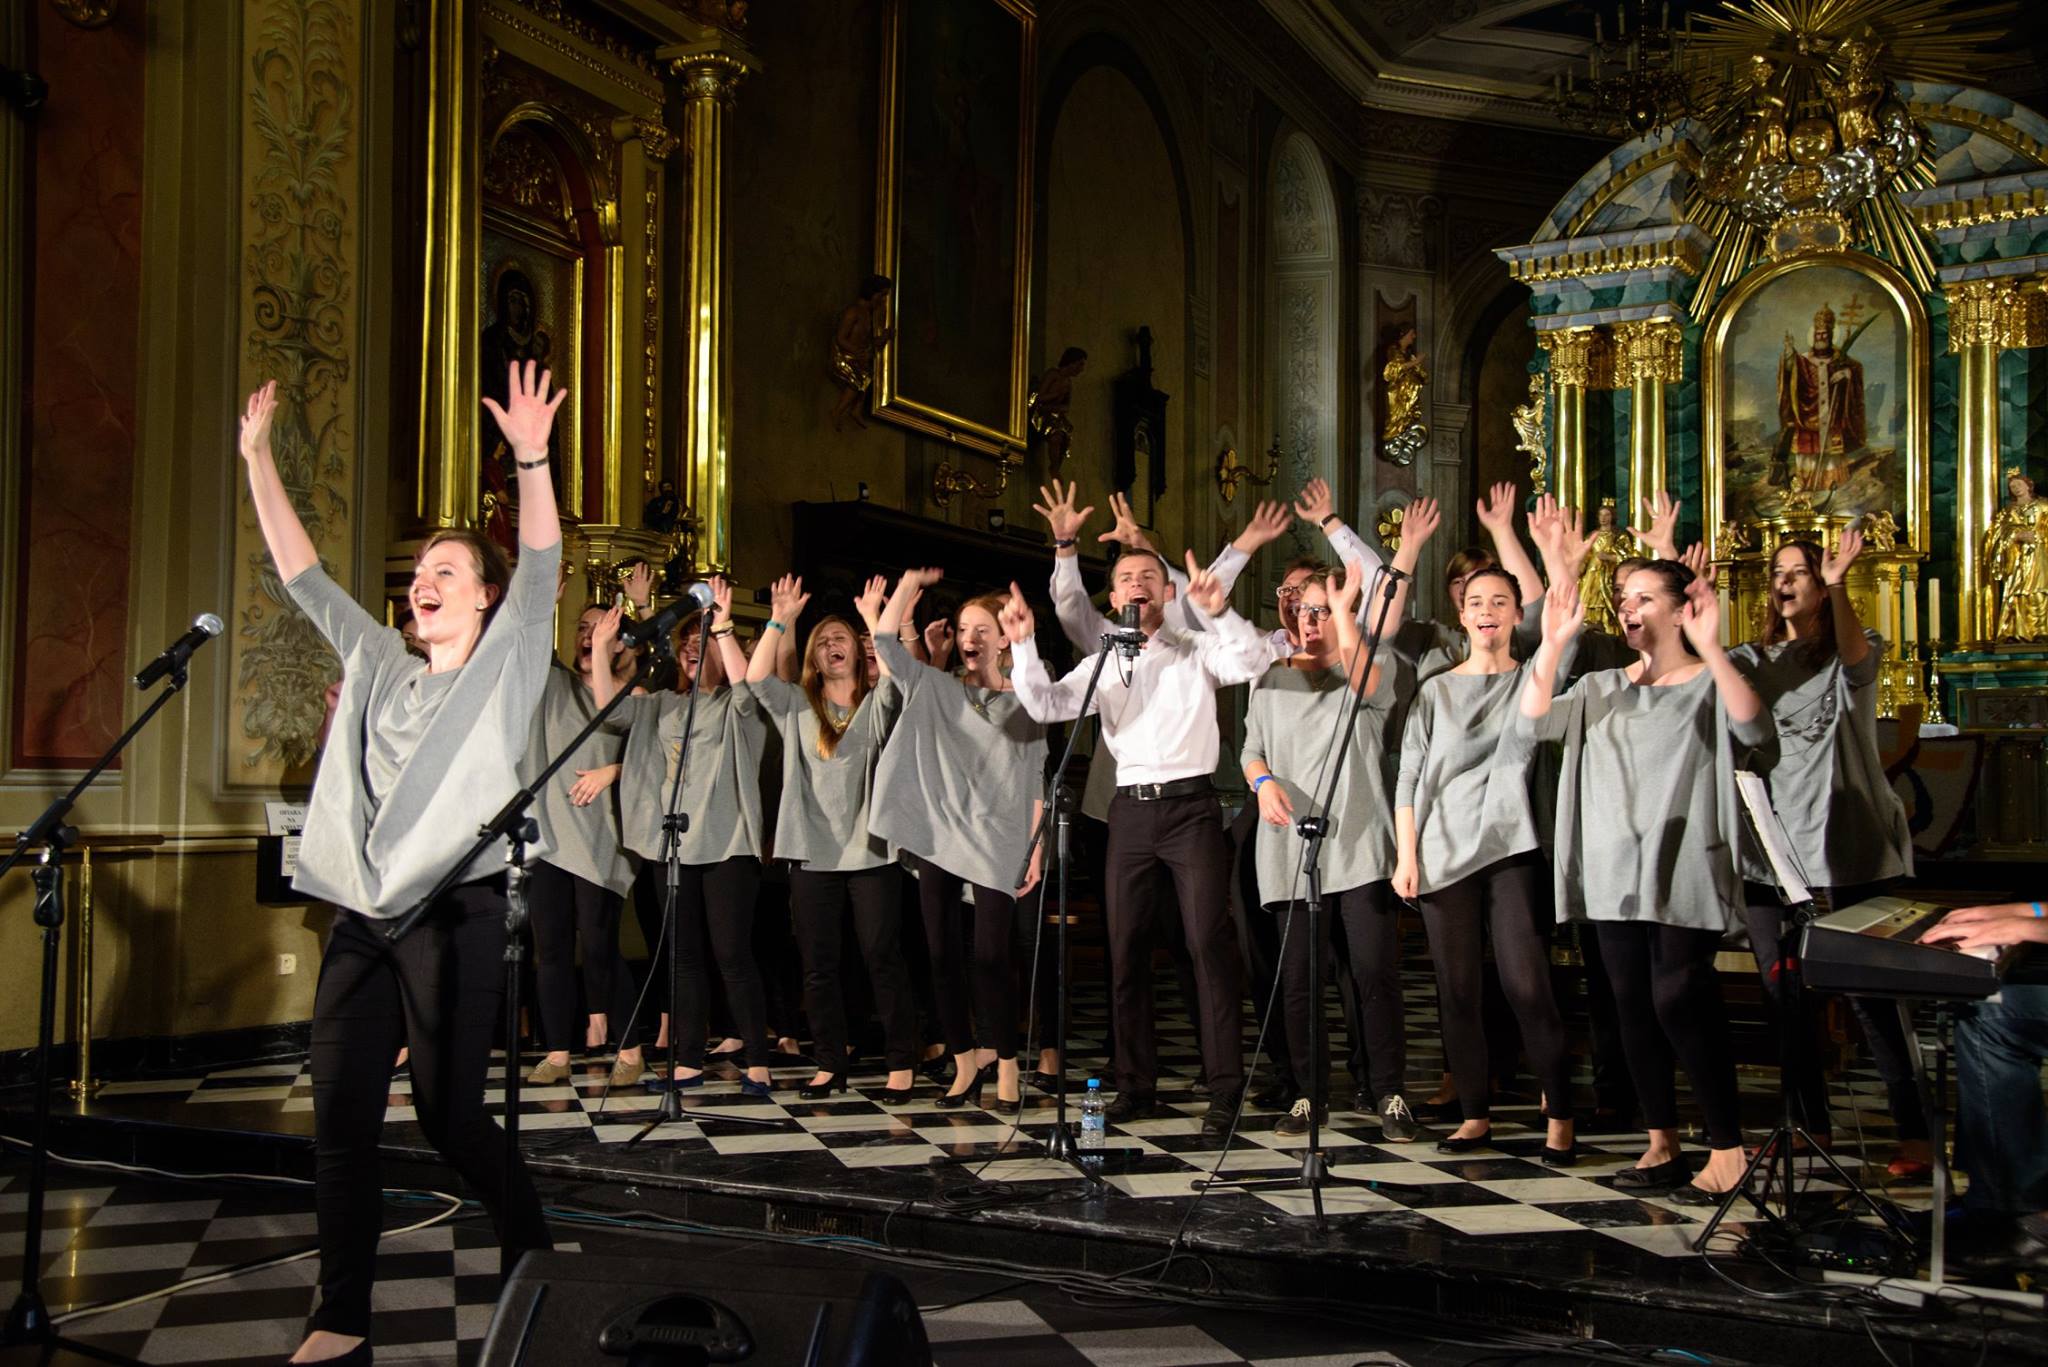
[{"x1": 1691, "y1": 775, "x2": 1911, "y2": 1258}]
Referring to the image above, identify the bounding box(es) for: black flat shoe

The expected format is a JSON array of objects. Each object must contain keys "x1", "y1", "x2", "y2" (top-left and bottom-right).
[
  {"x1": 285, "y1": 1341, "x2": 372, "y2": 1366},
  {"x1": 875, "y1": 1082, "x2": 917, "y2": 1105},
  {"x1": 934, "y1": 1063, "x2": 993, "y2": 1110},
  {"x1": 1541, "y1": 1143, "x2": 1579, "y2": 1168},
  {"x1": 1435, "y1": 1132, "x2": 1493, "y2": 1155},
  {"x1": 1666, "y1": 1181, "x2": 1738, "y2": 1207},
  {"x1": 796, "y1": 1072, "x2": 847, "y2": 1100},
  {"x1": 1612, "y1": 1158, "x2": 1691, "y2": 1191}
]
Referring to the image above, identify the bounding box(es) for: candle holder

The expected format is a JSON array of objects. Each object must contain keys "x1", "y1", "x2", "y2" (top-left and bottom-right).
[{"x1": 1924, "y1": 641, "x2": 1948, "y2": 727}]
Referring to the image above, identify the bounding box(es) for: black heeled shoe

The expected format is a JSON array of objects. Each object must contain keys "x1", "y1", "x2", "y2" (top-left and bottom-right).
[
  {"x1": 1541, "y1": 1143, "x2": 1580, "y2": 1168},
  {"x1": 796, "y1": 1072, "x2": 847, "y2": 1100},
  {"x1": 875, "y1": 1076, "x2": 918, "y2": 1105},
  {"x1": 934, "y1": 1063, "x2": 993, "y2": 1110},
  {"x1": 285, "y1": 1340, "x2": 372, "y2": 1366},
  {"x1": 1435, "y1": 1131, "x2": 1494, "y2": 1155}
]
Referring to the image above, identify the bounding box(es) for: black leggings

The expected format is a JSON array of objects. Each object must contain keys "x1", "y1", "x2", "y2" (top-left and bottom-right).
[
  {"x1": 1740, "y1": 889, "x2": 1927, "y2": 1140},
  {"x1": 528, "y1": 861, "x2": 636, "y2": 1052},
  {"x1": 1594, "y1": 921, "x2": 1743, "y2": 1150},
  {"x1": 310, "y1": 886, "x2": 551, "y2": 1337},
  {"x1": 646, "y1": 856, "x2": 771, "y2": 1070},
  {"x1": 789, "y1": 865, "x2": 918, "y2": 1072},
  {"x1": 911, "y1": 855, "x2": 1020, "y2": 1059},
  {"x1": 1274, "y1": 881, "x2": 1405, "y2": 1105},
  {"x1": 1421, "y1": 855, "x2": 1573, "y2": 1123}
]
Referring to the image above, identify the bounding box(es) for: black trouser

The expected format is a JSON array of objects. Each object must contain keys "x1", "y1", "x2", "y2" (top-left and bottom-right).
[
  {"x1": 310, "y1": 887, "x2": 551, "y2": 1337},
  {"x1": 1274, "y1": 882, "x2": 1404, "y2": 1105},
  {"x1": 789, "y1": 865, "x2": 918, "y2": 1071},
  {"x1": 1575, "y1": 923, "x2": 1639, "y2": 1118},
  {"x1": 528, "y1": 861, "x2": 636, "y2": 1051},
  {"x1": 649, "y1": 856, "x2": 771, "y2": 1070},
  {"x1": 1420, "y1": 855, "x2": 1573, "y2": 1123},
  {"x1": 1740, "y1": 888, "x2": 1927, "y2": 1141},
  {"x1": 1594, "y1": 921, "x2": 1743, "y2": 1150},
  {"x1": 910, "y1": 854, "x2": 1022, "y2": 1060},
  {"x1": 1105, "y1": 792, "x2": 1245, "y2": 1100}
]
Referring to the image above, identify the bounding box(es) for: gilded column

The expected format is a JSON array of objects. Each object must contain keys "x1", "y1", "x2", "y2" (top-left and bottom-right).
[
  {"x1": 666, "y1": 44, "x2": 753, "y2": 574},
  {"x1": 1948, "y1": 281, "x2": 2004, "y2": 646},
  {"x1": 415, "y1": 0, "x2": 479, "y2": 531},
  {"x1": 1537, "y1": 327, "x2": 1607, "y2": 514},
  {"x1": 1614, "y1": 318, "x2": 1683, "y2": 517}
]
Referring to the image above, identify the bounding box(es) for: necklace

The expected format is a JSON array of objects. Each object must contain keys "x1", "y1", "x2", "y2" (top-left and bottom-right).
[{"x1": 821, "y1": 698, "x2": 853, "y2": 732}]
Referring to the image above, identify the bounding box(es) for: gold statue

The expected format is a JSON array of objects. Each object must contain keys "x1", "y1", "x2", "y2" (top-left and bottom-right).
[
  {"x1": 1750, "y1": 55, "x2": 1790, "y2": 164},
  {"x1": 1576, "y1": 499, "x2": 1629, "y2": 635},
  {"x1": 1778, "y1": 116, "x2": 1838, "y2": 210},
  {"x1": 1027, "y1": 346, "x2": 1087, "y2": 468},
  {"x1": 829, "y1": 273, "x2": 895, "y2": 432},
  {"x1": 1987, "y1": 467, "x2": 2048, "y2": 641},
  {"x1": 1858, "y1": 508, "x2": 1900, "y2": 553},
  {"x1": 1510, "y1": 371, "x2": 1549, "y2": 487},
  {"x1": 1821, "y1": 32, "x2": 1885, "y2": 155},
  {"x1": 1380, "y1": 324, "x2": 1428, "y2": 465}
]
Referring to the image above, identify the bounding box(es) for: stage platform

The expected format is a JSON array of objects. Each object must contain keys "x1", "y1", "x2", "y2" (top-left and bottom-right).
[{"x1": 6, "y1": 976, "x2": 2044, "y2": 1367}]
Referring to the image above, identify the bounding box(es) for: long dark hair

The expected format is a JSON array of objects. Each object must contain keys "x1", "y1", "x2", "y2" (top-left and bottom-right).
[{"x1": 1760, "y1": 539, "x2": 1833, "y2": 651}]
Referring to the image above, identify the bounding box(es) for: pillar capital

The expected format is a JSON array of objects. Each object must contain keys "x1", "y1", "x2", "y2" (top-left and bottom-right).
[
  {"x1": 1536, "y1": 326, "x2": 1614, "y2": 391},
  {"x1": 1611, "y1": 317, "x2": 1685, "y2": 384}
]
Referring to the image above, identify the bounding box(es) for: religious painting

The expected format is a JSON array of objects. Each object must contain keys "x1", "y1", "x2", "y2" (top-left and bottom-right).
[
  {"x1": 480, "y1": 216, "x2": 582, "y2": 550},
  {"x1": 1702, "y1": 252, "x2": 1928, "y2": 560},
  {"x1": 873, "y1": 0, "x2": 1036, "y2": 456}
]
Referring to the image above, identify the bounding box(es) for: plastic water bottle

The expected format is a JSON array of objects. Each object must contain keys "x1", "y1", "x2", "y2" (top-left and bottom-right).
[{"x1": 1078, "y1": 1078, "x2": 1106, "y2": 1150}]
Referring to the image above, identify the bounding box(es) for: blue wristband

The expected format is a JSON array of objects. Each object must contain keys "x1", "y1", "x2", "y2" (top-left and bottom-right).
[
  {"x1": 766, "y1": 619, "x2": 787, "y2": 633},
  {"x1": 1252, "y1": 774, "x2": 1274, "y2": 792},
  {"x1": 2034, "y1": 902, "x2": 2045, "y2": 919}
]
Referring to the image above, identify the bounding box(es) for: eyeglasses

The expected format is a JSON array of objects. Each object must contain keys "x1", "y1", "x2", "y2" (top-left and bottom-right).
[
  {"x1": 1275, "y1": 584, "x2": 1305, "y2": 600},
  {"x1": 1298, "y1": 606, "x2": 1334, "y2": 623}
]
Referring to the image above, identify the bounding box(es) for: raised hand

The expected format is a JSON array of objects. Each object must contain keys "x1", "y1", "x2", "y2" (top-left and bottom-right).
[
  {"x1": 1256, "y1": 775, "x2": 1295, "y2": 828},
  {"x1": 1679, "y1": 542, "x2": 1714, "y2": 586},
  {"x1": 1475, "y1": 481, "x2": 1519, "y2": 536},
  {"x1": 1293, "y1": 476, "x2": 1336, "y2": 526},
  {"x1": 590, "y1": 602, "x2": 624, "y2": 656},
  {"x1": 239, "y1": 380, "x2": 279, "y2": 464},
  {"x1": 1183, "y1": 550, "x2": 1228, "y2": 616},
  {"x1": 1097, "y1": 490, "x2": 1157, "y2": 552},
  {"x1": 569, "y1": 764, "x2": 621, "y2": 807},
  {"x1": 768, "y1": 573, "x2": 809, "y2": 624},
  {"x1": 1032, "y1": 478, "x2": 1094, "y2": 543},
  {"x1": 1629, "y1": 490, "x2": 1681, "y2": 559},
  {"x1": 1329, "y1": 557, "x2": 1366, "y2": 621},
  {"x1": 1234, "y1": 499, "x2": 1295, "y2": 555},
  {"x1": 622, "y1": 560, "x2": 656, "y2": 609},
  {"x1": 1541, "y1": 577, "x2": 1586, "y2": 649},
  {"x1": 481, "y1": 359, "x2": 568, "y2": 458},
  {"x1": 1824, "y1": 525, "x2": 1864, "y2": 586},
  {"x1": 1394, "y1": 497, "x2": 1442, "y2": 565},
  {"x1": 709, "y1": 575, "x2": 733, "y2": 623},
  {"x1": 923, "y1": 616, "x2": 955, "y2": 666},
  {"x1": 997, "y1": 582, "x2": 1036, "y2": 642},
  {"x1": 852, "y1": 574, "x2": 888, "y2": 630},
  {"x1": 1678, "y1": 574, "x2": 1721, "y2": 652},
  {"x1": 1553, "y1": 507, "x2": 1597, "y2": 581},
  {"x1": 898, "y1": 566, "x2": 944, "y2": 594}
]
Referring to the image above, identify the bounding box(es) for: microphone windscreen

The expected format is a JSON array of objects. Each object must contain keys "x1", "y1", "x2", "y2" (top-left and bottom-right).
[
  {"x1": 195, "y1": 612, "x2": 225, "y2": 637},
  {"x1": 682, "y1": 580, "x2": 716, "y2": 610}
]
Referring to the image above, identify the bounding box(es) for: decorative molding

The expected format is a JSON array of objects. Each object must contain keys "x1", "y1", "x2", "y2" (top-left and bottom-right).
[
  {"x1": 50, "y1": 0, "x2": 118, "y2": 28},
  {"x1": 235, "y1": 0, "x2": 358, "y2": 775},
  {"x1": 1611, "y1": 317, "x2": 1684, "y2": 384},
  {"x1": 1537, "y1": 327, "x2": 1615, "y2": 391},
  {"x1": 669, "y1": 49, "x2": 748, "y2": 102},
  {"x1": 484, "y1": 0, "x2": 665, "y2": 103},
  {"x1": 1902, "y1": 173, "x2": 2048, "y2": 236},
  {"x1": 1496, "y1": 224, "x2": 1711, "y2": 286},
  {"x1": 1205, "y1": 52, "x2": 1252, "y2": 157},
  {"x1": 482, "y1": 125, "x2": 573, "y2": 222},
  {"x1": 481, "y1": 38, "x2": 624, "y2": 194},
  {"x1": 1944, "y1": 277, "x2": 2048, "y2": 352},
  {"x1": 1357, "y1": 187, "x2": 1441, "y2": 270},
  {"x1": 1273, "y1": 142, "x2": 1324, "y2": 257}
]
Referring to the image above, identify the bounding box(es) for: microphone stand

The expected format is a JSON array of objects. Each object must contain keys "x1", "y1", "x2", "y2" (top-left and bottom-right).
[
  {"x1": 1004, "y1": 628, "x2": 1126, "y2": 1177},
  {"x1": 4, "y1": 668, "x2": 193, "y2": 1362},
  {"x1": 1196, "y1": 567, "x2": 1405, "y2": 1227},
  {"x1": 631, "y1": 611, "x2": 780, "y2": 1142}
]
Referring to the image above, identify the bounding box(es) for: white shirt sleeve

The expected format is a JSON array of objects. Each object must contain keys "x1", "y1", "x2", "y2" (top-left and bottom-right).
[
  {"x1": 1164, "y1": 543, "x2": 1249, "y2": 634},
  {"x1": 1050, "y1": 555, "x2": 1113, "y2": 653},
  {"x1": 1322, "y1": 520, "x2": 1385, "y2": 625},
  {"x1": 1009, "y1": 636, "x2": 1098, "y2": 723},
  {"x1": 1182, "y1": 604, "x2": 1277, "y2": 688}
]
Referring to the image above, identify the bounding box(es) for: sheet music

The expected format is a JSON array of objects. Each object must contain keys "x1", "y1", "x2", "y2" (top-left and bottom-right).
[{"x1": 1735, "y1": 771, "x2": 1811, "y2": 906}]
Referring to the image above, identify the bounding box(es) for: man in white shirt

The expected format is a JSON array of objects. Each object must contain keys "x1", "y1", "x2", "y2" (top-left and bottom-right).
[{"x1": 1000, "y1": 539, "x2": 1273, "y2": 1139}]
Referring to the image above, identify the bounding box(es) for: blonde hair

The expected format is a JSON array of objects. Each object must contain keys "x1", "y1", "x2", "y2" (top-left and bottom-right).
[{"x1": 800, "y1": 614, "x2": 870, "y2": 758}]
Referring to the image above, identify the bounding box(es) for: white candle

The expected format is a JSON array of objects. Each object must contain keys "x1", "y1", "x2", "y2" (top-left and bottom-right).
[
  {"x1": 1718, "y1": 584, "x2": 1732, "y2": 646},
  {"x1": 1928, "y1": 578, "x2": 1941, "y2": 643},
  {"x1": 1877, "y1": 583, "x2": 1892, "y2": 645},
  {"x1": 1904, "y1": 579, "x2": 1918, "y2": 645}
]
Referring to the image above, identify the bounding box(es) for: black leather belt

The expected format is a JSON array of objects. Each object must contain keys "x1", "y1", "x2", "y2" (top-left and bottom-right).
[{"x1": 1114, "y1": 776, "x2": 1212, "y2": 802}]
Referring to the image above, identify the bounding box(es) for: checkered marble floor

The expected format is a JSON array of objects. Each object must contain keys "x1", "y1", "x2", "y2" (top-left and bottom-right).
[{"x1": 1, "y1": 1165, "x2": 1450, "y2": 1366}]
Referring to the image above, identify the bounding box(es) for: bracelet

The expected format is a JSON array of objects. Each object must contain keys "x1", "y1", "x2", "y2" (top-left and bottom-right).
[
  {"x1": 766, "y1": 619, "x2": 787, "y2": 633},
  {"x1": 1053, "y1": 537, "x2": 1077, "y2": 549},
  {"x1": 1319, "y1": 513, "x2": 1340, "y2": 528},
  {"x1": 1251, "y1": 774, "x2": 1274, "y2": 792},
  {"x1": 709, "y1": 624, "x2": 735, "y2": 640},
  {"x1": 2034, "y1": 902, "x2": 2045, "y2": 919},
  {"x1": 514, "y1": 452, "x2": 549, "y2": 470}
]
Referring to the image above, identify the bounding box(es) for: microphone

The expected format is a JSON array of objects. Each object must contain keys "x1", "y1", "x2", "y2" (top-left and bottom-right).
[
  {"x1": 134, "y1": 613, "x2": 224, "y2": 689},
  {"x1": 619, "y1": 580, "x2": 716, "y2": 647},
  {"x1": 1111, "y1": 602, "x2": 1147, "y2": 660}
]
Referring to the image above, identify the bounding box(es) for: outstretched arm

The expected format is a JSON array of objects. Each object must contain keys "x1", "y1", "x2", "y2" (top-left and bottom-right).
[
  {"x1": 1520, "y1": 580, "x2": 1586, "y2": 720},
  {"x1": 481, "y1": 359, "x2": 568, "y2": 553},
  {"x1": 1034, "y1": 478, "x2": 1112, "y2": 649},
  {"x1": 709, "y1": 576, "x2": 749, "y2": 684},
  {"x1": 1475, "y1": 481, "x2": 1541, "y2": 606},
  {"x1": 1678, "y1": 574, "x2": 1763, "y2": 727},
  {"x1": 1824, "y1": 527, "x2": 1872, "y2": 668},
  {"x1": 1294, "y1": 477, "x2": 1385, "y2": 590},
  {"x1": 1328, "y1": 559, "x2": 1385, "y2": 698},
  {"x1": 1372, "y1": 496, "x2": 1441, "y2": 642},
  {"x1": 749, "y1": 574, "x2": 809, "y2": 685},
  {"x1": 239, "y1": 382, "x2": 319, "y2": 582},
  {"x1": 999, "y1": 582, "x2": 1093, "y2": 722}
]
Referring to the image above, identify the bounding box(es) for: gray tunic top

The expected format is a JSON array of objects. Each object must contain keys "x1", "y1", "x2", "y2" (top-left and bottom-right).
[
  {"x1": 1521, "y1": 665, "x2": 1775, "y2": 930},
  {"x1": 616, "y1": 687, "x2": 768, "y2": 867},
  {"x1": 1240, "y1": 663, "x2": 1397, "y2": 906},
  {"x1": 522, "y1": 665, "x2": 633, "y2": 896},
  {"x1": 287, "y1": 539, "x2": 562, "y2": 917},
  {"x1": 1395, "y1": 664, "x2": 1553, "y2": 895},
  {"x1": 742, "y1": 674, "x2": 900, "y2": 872},
  {"x1": 1730, "y1": 630, "x2": 1910, "y2": 889},
  {"x1": 870, "y1": 638, "x2": 1048, "y2": 893}
]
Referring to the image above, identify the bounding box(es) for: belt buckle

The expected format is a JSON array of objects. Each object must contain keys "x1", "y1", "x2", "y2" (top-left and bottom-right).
[{"x1": 1139, "y1": 782, "x2": 1161, "y2": 801}]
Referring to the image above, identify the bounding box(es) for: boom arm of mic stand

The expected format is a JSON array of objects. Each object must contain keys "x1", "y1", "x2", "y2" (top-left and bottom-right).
[
  {"x1": 385, "y1": 653, "x2": 663, "y2": 944},
  {"x1": 1015, "y1": 638, "x2": 1118, "y2": 889}
]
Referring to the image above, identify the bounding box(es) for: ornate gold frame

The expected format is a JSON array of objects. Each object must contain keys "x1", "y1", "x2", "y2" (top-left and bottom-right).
[
  {"x1": 1701, "y1": 249, "x2": 1930, "y2": 565},
  {"x1": 872, "y1": 0, "x2": 1036, "y2": 458}
]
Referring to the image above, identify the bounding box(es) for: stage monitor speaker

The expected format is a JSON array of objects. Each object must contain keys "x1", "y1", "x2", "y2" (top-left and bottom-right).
[{"x1": 477, "y1": 1251, "x2": 931, "y2": 1366}]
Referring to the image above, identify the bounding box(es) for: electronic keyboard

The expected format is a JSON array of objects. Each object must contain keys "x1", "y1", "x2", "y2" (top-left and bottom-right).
[{"x1": 1799, "y1": 896, "x2": 2017, "y2": 1000}]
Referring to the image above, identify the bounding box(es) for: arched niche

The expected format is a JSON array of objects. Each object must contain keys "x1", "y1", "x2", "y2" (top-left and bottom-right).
[{"x1": 1265, "y1": 129, "x2": 1341, "y2": 562}]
